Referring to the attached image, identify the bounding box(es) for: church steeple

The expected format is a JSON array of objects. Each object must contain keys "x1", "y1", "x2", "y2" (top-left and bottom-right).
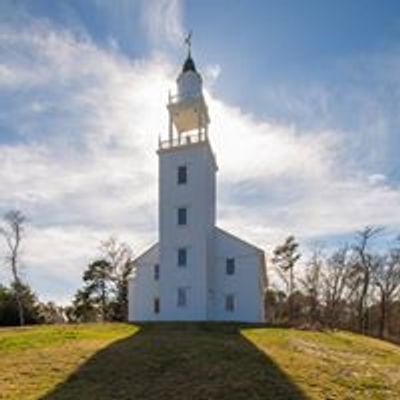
[{"x1": 162, "y1": 32, "x2": 210, "y2": 148}]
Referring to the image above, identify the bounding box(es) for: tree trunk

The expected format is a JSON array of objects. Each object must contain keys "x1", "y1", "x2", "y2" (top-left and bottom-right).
[
  {"x1": 379, "y1": 291, "x2": 386, "y2": 339},
  {"x1": 12, "y1": 264, "x2": 25, "y2": 326},
  {"x1": 357, "y1": 298, "x2": 364, "y2": 333},
  {"x1": 288, "y1": 267, "x2": 294, "y2": 324},
  {"x1": 101, "y1": 281, "x2": 106, "y2": 322},
  {"x1": 359, "y1": 269, "x2": 370, "y2": 334},
  {"x1": 15, "y1": 288, "x2": 25, "y2": 326},
  {"x1": 386, "y1": 302, "x2": 392, "y2": 337}
]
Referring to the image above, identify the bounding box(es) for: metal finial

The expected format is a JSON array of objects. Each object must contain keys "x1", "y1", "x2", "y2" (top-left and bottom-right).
[{"x1": 184, "y1": 31, "x2": 192, "y2": 56}]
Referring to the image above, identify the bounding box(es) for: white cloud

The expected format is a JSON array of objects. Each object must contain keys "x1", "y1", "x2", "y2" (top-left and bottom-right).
[
  {"x1": 1, "y1": 20, "x2": 400, "y2": 304},
  {"x1": 204, "y1": 64, "x2": 222, "y2": 84},
  {"x1": 0, "y1": 22, "x2": 166, "y2": 302},
  {"x1": 368, "y1": 173, "x2": 386, "y2": 186},
  {"x1": 138, "y1": 0, "x2": 185, "y2": 49},
  {"x1": 211, "y1": 98, "x2": 400, "y2": 248}
]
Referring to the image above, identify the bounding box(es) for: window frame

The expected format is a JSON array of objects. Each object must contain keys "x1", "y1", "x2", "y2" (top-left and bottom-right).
[
  {"x1": 177, "y1": 165, "x2": 187, "y2": 185},
  {"x1": 225, "y1": 294, "x2": 235, "y2": 312},
  {"x1": 154, "y1": 297, "x2": 160, "y2": 314},
  {"x1": 154, "y1": 264, "x2": 160, "y2": 281},
  {"x1": 226, "y1": 258, "x2": 235, "y2": 275},
  {"x1": 177, "y1": 247, "x2": 187, "y2": 267},
  {"x1": 177, "y1": 207, "x2": 188, "y2": 226},
  {"x1": 177, "y1": 287, "x2": 188, "y2": 307}
]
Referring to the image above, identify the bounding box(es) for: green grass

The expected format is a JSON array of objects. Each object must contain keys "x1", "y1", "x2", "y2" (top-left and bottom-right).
[{"x1": 0, "y1": 323, "x2": 399, "y2": 399}]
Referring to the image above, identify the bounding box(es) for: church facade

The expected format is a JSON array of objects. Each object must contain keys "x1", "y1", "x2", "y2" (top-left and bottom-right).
[{"x1": 128, "y1": 49, "x2": 266, "y2": 323}]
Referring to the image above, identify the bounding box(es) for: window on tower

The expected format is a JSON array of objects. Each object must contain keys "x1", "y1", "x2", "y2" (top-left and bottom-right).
[
  {"x1": 177, "y1": 165, "x2": 187, "y2": 184},
  {"x1": 225, "y1": 294, "x2": 235, "y2": 312},
  {"x1": 226, "y1": 258, "x2": 235, "y2": 275},
  {"x1": 177, "y1": 207, "x2": 187, "y2": 225},
  {"x1": 177, "y1": 287, "x2": 188, "y2": 307},
  {"x1": 178, "y1": 248, "x2": 187, "y2": 267},
  {"x1": 154, "y1": 264, "x2": 160, "y2": 280},
  {"x1": 154, "y1": 297, "x2": 160, "y2": 314}
]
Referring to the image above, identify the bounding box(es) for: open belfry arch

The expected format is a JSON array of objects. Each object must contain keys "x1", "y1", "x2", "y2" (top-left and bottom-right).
[
  {"x1": 164, "y1": 34, "x2": 210, "y2": 147},
  {"x1": 129, "y1": 35, "x2": 267, "y2": 322}
]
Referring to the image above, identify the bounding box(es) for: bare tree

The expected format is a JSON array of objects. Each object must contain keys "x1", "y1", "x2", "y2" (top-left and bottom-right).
[
  {"x1": 100, "y1": 237, "x2": 132, "y2": 274},
  {"x1": 100, "y1": 237, "x2": 133, "y2": 321},
  {"x1": 373, "y1": 242, "x2": 400, "y2": 338},
  {"x1": 0, "y1": 210, "x2": 27, "y2": 325},
  {"x1": 301, "y1": 246, "x2": 324, "y2": 326},
  {"x1": 322, "y1": 246, "x2": 352, "y2": 329},
  {"x1": 351, "y1": 226, "x2": 383, "y2": 334},
  {"x1": 272, "y1": 235, "x2": 301, "y2": 324}
]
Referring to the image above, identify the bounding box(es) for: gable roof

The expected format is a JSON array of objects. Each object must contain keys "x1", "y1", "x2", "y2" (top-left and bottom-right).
[
  {"x1": 132, "y1": 242, "x2": 159, "y2": 266},
  {"x1": 216, "y1": 227, "x2": 265, "y2": 254}
]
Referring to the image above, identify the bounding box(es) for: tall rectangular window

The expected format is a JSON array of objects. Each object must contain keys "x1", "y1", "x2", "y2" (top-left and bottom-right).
[
  {"x1": 177, "y1": 207, "x2": 187, "y2": 225},
  {"x1": 154, "y1": 264, "x2": 160, "y2": 280},
  {"x1": 225, "y1": 294, "x2": 235, "y2": 312},
  {"x1": 177, "y1": 165, "x2": 187, "y2": 185},
  {"x1": 154, "y1": 297, "x2": 160, "y2": 314},
  {"x1": 177, "y1": 287, "x2": 187, "y2": 307},
  {"x1": 226, "y1": 258, "x2": 235, "y2": 275},
  {"x1": 178, "y1": 248, "x2": 187, "y2": 267}
]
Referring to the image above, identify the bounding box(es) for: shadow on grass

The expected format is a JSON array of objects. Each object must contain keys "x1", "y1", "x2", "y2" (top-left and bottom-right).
[{"x1": 40, "y1": 323, "x2": 308, "y2": 400}]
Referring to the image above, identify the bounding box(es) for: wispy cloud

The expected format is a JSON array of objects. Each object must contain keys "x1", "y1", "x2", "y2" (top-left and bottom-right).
[
  {"x1": 138, "y1": 0, "x2": 184, "y2": 49},
  {"x1": 259, "y1": 47, "x2": 400, "y2": 178}
]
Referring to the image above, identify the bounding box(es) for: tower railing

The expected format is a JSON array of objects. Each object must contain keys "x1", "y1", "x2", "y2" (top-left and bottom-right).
[
  {"x1": 168, "y1": 91, "x2": 204, "y2": 105},
  {"x1": 159, "y1": 131, "x2": 208, "y2": 150}
]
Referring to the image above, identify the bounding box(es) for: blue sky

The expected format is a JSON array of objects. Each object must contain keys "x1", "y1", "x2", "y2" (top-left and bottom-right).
[{"x1": 1, "y1": 0, "x2": 400, "y2": 303}]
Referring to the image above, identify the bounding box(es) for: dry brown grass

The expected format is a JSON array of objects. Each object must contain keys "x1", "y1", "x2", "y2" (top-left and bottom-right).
[{"x1": 1, "y1": 323, "x2": 399, "y2": 400}]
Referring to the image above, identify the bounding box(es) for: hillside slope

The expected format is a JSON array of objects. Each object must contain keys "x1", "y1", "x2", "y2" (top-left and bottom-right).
[{"x1": 0, "y1": 323, "x2": 399, "y2": 399}]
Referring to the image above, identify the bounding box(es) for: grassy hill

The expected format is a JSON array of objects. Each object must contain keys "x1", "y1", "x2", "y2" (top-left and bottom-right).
[{"x1": 0, "y1": 323, "x2": 399, "y2": 400}]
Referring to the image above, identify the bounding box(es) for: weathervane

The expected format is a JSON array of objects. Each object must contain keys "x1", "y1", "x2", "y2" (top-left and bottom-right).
[{"x1": 184, "y1": 31, "x2": 192, "y2": 56}]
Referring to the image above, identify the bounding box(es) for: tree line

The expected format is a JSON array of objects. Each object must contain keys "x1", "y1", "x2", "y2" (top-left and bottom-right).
[
  {"x1": 267, "y1": 228, "x2": 400, "y2": 342},
  {"x1": 0, "y1": 209, "x2": 133, "y2": 326},
  {"x1": 1, "y1": 208, "x2": 400, "y2": 344}
]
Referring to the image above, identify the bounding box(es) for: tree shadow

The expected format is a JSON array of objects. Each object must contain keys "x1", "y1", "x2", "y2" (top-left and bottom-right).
[{"x1": 40, "y1": 323, "x2": 308, "y2": 400}]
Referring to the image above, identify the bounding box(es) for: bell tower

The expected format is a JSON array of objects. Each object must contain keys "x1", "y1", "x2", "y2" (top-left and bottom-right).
[
  {"x1": 165, "y1": 34, "x2": 210, "y2": 146},
  {"x1": 157, "y1": 36, "x2": 217, "y2": 320}
]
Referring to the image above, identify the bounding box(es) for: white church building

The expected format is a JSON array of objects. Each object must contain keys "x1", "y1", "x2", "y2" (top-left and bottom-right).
[{"x1": 128, "y1": 46, "x2": 267, "y2": 323}]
